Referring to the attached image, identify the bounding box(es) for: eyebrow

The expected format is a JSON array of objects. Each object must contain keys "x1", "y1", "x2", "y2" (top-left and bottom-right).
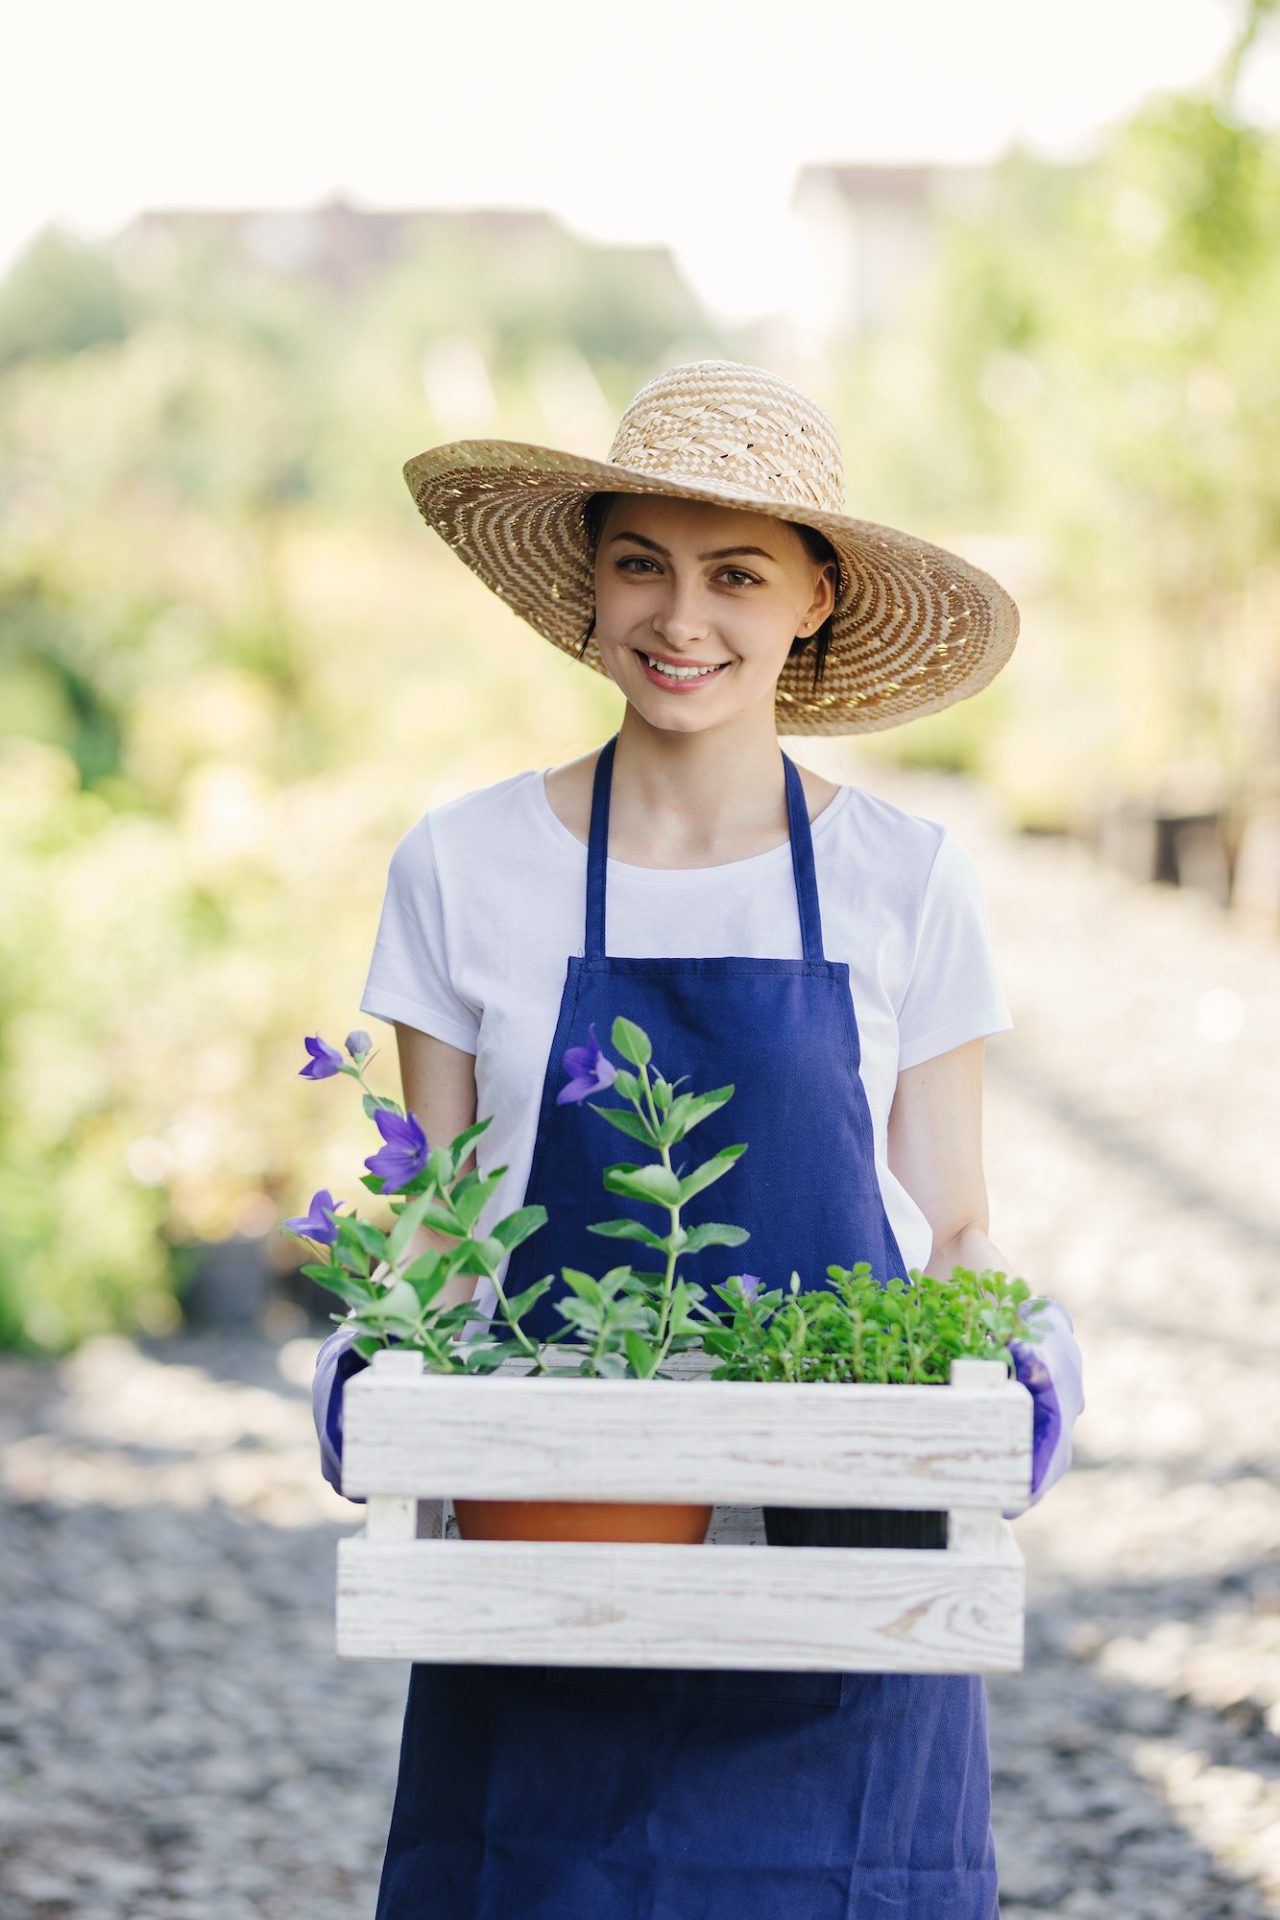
[{"x1": 606, "y1": 530, "x2": 780, "y2": 564}]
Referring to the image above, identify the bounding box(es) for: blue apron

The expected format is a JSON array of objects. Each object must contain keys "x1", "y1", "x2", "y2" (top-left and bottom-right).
[{"x1": 374, "y1": 733, "x2": 1000, "y2": 1919}]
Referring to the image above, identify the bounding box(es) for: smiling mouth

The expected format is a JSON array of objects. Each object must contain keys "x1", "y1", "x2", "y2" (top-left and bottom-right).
[{"x1": 636, "y1": 651, "x2": 731, "y2": 682}]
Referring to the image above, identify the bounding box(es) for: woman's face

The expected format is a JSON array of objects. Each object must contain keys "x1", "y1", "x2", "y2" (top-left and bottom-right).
[{"x1": 590, "y1": 494, "x2": 837, "y2": 730}]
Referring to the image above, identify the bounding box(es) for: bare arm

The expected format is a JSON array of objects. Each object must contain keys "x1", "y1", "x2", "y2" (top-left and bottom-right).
[
  {"x1": 886, "y1": 1035, "x2": 1084, "y2": 1513},
  {"x1": 886, "y1": 1036, "x2": 1010, "y2": 1278},
  {"x1": 389, "y1": 1020, "x2": 482, "y2": 1311}
]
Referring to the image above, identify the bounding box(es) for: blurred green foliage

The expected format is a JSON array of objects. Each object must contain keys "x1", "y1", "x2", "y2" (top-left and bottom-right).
[
  {"x1": 0, "y1": 212, "x2": 712, "y2": 1351},
  {"x1": 2, "y1": 15, "x2": 1278, "y2": 1348},
  {"x1": 851, "y1": 47, "x2": 1280, "y2": 829}
]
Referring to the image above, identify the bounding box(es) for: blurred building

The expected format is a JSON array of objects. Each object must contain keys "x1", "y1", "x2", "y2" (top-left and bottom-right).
[
  {"x1": 786, "y1": 159, "x2": 1077, "y2": 352},
  {"x1": 114, "y1": 193, "x2": 687, "y2": 308}
]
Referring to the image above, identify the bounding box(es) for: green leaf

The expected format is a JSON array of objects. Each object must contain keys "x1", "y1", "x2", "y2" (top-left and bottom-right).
[
  {"x1": 611, "y1": 1017, "x2": 652, "y2": 1068},
  {"x1": 408, "y1": 1198, "x2": 462, "y2": 1244},
  {"x1": 602, "y1": 1164, "x2": 684, "y2": 1207},
  {"x1": 362, "y1": 1092, "x2": 404, "y2": 1122},
  {"x1": 586, "y1": 1103, "x2": 659, "y2": 1145},
  {"x1": 403, "y1": 1265, "x2": 449, "y2": 1309},
  {"x1": 609, "y1": 1298, "x2": 658, "y2": 1337},
  {"x1": 624, "y1": 1330, "x2": 657, "y2": 1377},
  {"x1": 610, "y1": 1068, "x2": 644, "y2": 1103},
  {"x1": 388, "y1": 1189, "x2": 445, "y2": 1264},
  {"x1": 471, "y1": 1235, "x2": 508, "y2": 1271},
  {"x1": 667, "y1": 1087, "x2": 735, "y2": 1136},
  {"x1": 401, "y1": 1248, "x2": 443, "y2": 1285},
  {"x1": 488, "y1": 1205, "x2": 548, "y2": 1251},
  {"x1": 448, "y1": 1169, "x2": 497, "y2": 1233},
  {"x1": 348, "y1": 1218, "x2": 392, "y2": 1261},
  {"x1": 499, "y1": 1276, "x2": 555, "y2": 1320},
  {"x1": 462, "y1": 1343, "x2": 519, "y2": 1374},
  {"x1": 359, "y1": 1278, "x2": 421, "y2": 1322},
  {"x1": 676, "y1": 1143, "x2": 748, "y2": 1202},
  {"x1": 554, "y1": 1299, "x2": 603, "y2": 1334},
  {"x1": 585, "y1": 1218, "x2": 670, "y2": 1251},
  {"x1": 444, "y1": 1116, "x2": 493, "y2": 1170},
  {"x1": 679, "y1": 1221, "x2": 750, "y2": 1253},
  {"x1": 667, "y1": 1282, "x2": 706, "y2": 1344},
  {"x1": 560, "y1": 1269, "x2": 604, "y2": 1309},
  {"x1": 311, "y1": 1271, "x2": 378, "y2": 1308},
  {"x1": 435, "y1": 1240, "x2": 485, "y2": 1285}
]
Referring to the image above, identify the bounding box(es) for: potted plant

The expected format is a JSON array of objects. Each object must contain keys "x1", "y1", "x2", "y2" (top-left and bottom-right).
[
  {"x1": 697, "y1": 1261, "x2": 1046, "y2": 1550},
  {"x1": 549, "y1": 1015, "x2": 1050, "y2": 1553},
  {"x1": 284, "y1": 1023, "x2": 728, "y2": 1544},
  {"x1": 284, "y1": 1020, "x2": 1050, "y2": 1552}
]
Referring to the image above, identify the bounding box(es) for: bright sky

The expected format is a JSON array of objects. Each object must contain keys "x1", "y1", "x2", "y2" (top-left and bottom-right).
[{"x1": 4, "y1": 0, "x2": 1278, "y2": 323}]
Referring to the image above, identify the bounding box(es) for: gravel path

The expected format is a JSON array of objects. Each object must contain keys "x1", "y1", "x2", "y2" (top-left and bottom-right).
[{"x1": 3, "y1": 755, "x2": 1278, "y2": 1919}]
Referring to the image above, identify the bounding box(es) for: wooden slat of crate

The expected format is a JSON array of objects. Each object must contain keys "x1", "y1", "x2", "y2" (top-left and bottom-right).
[
  {"x1": 341, "y1": 1358, "x2": 1032, "y2": 1511},
  {"x1": 335, "y1": 1523, "x2": 1025, "y2": 1674}
]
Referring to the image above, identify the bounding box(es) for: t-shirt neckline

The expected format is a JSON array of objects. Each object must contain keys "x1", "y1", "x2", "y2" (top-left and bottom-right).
[{"x1": 533, "y1": 767, "x2": 854, "y2": 880}]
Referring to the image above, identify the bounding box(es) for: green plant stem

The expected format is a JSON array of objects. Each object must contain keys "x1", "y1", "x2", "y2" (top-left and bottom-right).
[
  {"x1": 479, "y1": 1259, "x2": 553, "y2": 1374},
  {"x1": 636, "y1": 1062, "x2": 682, "y2": 1369}
]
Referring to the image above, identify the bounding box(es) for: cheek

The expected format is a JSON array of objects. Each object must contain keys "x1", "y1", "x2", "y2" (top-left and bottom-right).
[{"x1": 592, "y1": 570, "x2": 627, "y2": 625}]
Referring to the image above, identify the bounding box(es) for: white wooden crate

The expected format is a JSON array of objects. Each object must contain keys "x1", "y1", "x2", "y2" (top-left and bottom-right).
[{"x1": 336, "y1": 1347, "x2": 1033, "y2": 1676}]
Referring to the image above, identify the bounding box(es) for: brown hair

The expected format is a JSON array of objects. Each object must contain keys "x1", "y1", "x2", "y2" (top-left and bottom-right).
[{"x1": 576, "y1": 491, "x2": 837, "y2": 688}]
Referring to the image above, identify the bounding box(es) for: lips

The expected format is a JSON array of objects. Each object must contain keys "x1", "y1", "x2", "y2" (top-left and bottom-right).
[
  {"x1": 635, "y1": 650, "x2": 731, "y2": 690},
  {"x1": 637, "y1": 648, "x2": 727, "y2": 669}
]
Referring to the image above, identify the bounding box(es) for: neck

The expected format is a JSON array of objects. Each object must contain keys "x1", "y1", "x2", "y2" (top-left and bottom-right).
[{"x1": 607, "y1": 712, "x2": 792, "y2": 860}]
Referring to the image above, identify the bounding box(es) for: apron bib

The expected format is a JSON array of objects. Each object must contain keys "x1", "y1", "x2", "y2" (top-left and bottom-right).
[{"x1": 374, "y1": 734, "x2": 1000, "y2": 1919}]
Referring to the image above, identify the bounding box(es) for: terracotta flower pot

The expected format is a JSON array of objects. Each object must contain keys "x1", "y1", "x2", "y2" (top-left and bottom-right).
[{"x1": 452, "y1": 1498, "x2": 713, "y2": 1544}]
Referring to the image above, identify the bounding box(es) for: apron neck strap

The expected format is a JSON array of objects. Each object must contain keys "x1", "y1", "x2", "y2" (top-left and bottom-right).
[{"x1": 584, "y1": 731, "x2": 826, "y2": 963}]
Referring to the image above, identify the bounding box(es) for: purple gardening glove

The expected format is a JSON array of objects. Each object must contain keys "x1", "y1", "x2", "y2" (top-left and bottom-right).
[
  {"x1": 312, "y1": 1322, "x2": 371, "y2": 1504},
  {"x1": 1002, "y1": 1297, "x2": 1085, "y2": 1518}
]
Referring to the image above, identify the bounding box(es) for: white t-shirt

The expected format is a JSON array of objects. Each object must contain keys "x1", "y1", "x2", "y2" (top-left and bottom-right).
[{"x1": 357, "y1": 764, "x2": 1013, "y2": 1327}]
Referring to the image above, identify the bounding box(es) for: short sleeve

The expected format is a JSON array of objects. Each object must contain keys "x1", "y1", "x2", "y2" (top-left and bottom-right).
[
  {"x1": 357, "y1": 815, "x2": 481, "y2": 1052},
  {"x1": 895, "y1": 828, "x2": 1013, "y2": 1071}
]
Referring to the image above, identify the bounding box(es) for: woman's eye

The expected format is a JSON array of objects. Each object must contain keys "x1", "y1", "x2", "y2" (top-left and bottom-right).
[{"x1": 615, "y1": 557, "x2": 758, "y2": 588}]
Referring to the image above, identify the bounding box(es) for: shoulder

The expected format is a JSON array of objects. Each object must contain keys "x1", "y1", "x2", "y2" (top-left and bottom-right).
[
  {"x1": 391, "y1": 767, "x2": 544, "y2": 868},
  {"x1": 832, "y1": 781, "x2": 950, "y2": 892}
]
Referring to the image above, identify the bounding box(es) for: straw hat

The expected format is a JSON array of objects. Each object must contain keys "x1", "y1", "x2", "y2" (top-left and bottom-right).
[{"x1": 402, "y1": 357, "x2": 1019, "y2": 736}]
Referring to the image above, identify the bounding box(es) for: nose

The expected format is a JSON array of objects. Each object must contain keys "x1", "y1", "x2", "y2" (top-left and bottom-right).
[{"x1": 649, "y1": 579, "x2": 713, "y2": 650}]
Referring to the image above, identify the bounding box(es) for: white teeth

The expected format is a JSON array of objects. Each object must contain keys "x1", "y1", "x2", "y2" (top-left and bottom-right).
[{"x1": 642, "y1": 653, "x2": 724, "y2": 680}]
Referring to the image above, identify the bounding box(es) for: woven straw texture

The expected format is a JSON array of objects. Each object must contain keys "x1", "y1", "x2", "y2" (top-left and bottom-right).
[{"x1": 403, "y1": 359, "x2": 1019, "y2": 736}]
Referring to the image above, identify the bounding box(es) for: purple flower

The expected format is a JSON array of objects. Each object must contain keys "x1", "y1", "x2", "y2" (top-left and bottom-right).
[
  {"x1": 299, "y1": 1034, "x2": 345, "y2": 1080},
  {"x1": 283, "y1": 1188, "x2": 343, "y2": 1244},
  {"x1": 737, "y1": 1273, "x2": 762, "y2": 1300},
  {"x1": 557, "y1": 1022, "x2": 618, "y2": 1105},
  {"x1": 364, "y1": 1107, "x2": 430, "y2": 1190},
  {"x1": 345, "y1": 1029, "x2": 373, "y2": 1060}
]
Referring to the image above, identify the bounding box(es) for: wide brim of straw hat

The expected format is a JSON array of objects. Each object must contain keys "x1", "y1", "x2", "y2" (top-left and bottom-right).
[{"x1": 402, "y1": 439, "x2": 1019, "y2": 737}]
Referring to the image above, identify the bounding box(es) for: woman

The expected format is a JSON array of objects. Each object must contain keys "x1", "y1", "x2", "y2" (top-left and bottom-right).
[{"x1": 314, "y1": 359, "x2": 1084, "y2": 1919}]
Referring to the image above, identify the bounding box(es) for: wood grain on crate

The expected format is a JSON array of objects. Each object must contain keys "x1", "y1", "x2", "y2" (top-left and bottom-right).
[
  {"x1": 332, "y1": 1350, "x2": 1030, "y2": 1674},
  {"x1": 335, "y1": 1527, "x2": 1025, "y2": 1673},
  {"x1": 340, "y1": 1349, "x2": 1033, "y2": 1510}
]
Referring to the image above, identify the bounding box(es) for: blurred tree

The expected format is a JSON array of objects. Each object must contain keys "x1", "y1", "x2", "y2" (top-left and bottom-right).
[
  {"x1": 0, "y1": 210, "x2": 707, "y2": 1349},
  {"x1": 852, "y1": 1, "x2": 1280, "y2": 831},
  {"x1": 0, "y1": 228, "x2": 134, "y2": 369}
]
